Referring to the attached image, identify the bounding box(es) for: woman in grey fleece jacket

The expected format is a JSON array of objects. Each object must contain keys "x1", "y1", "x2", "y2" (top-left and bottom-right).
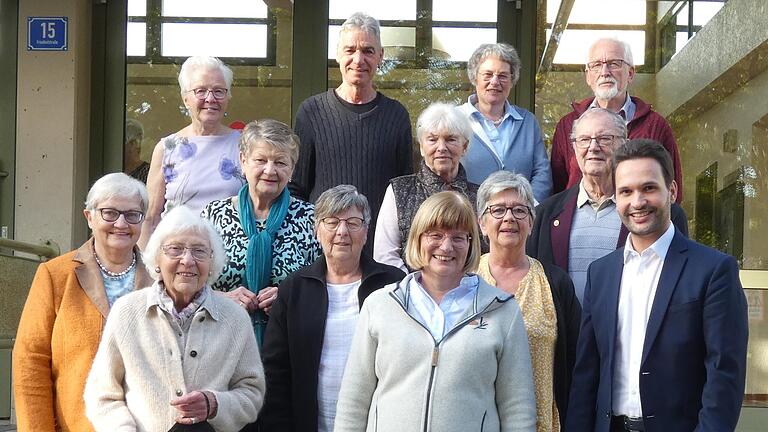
[{"x1": 334, "y1": 191, "x2": 535, "y2": 432}]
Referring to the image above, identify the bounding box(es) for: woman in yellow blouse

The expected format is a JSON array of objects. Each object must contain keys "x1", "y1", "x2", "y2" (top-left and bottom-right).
[{"x1": 476, "y1": 170, "x2": 581, "y2": 432}]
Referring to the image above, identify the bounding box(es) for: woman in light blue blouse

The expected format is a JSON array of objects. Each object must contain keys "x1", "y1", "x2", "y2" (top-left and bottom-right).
[
  {"x1": 202, "y1": 119, "x2": 321, "y2": 344},
  {"x1": 459, "y1": 43, "x2": 552, "y2": 202}
]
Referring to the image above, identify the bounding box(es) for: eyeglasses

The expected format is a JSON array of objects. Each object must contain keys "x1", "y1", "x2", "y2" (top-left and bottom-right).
[
  {"x1": 478, "y1": 71, "x2": 512, "y2": 84},
  {"x1": 485, "y1": 204, "x2": 530, "y2": 220},
  {"x1": 96, "y1": 208, "x2": 144, "y2": 224},
  {"x1": 423, "y1": 231, "x2": 471, "y2": 248},
  {"x1": 572, "y1": 135, "x2": 622, "y2": 149},
  {"x1": 320, "y1": 217, "x2": 366, "y2": 232},
  {"x1": 586, "y1": 59, "x2": 629, "y2": 72},
  {"x1": 161, "y1": 244, "x2": 212, "y2": 261},
  {"x1": 188, "y1": 88, "x2": 228, "y2": 100}
]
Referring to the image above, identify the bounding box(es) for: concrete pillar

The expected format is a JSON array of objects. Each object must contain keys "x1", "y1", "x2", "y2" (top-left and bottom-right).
[{"x1": 15, "y1": 0, "x2": 91, "y2": 252}]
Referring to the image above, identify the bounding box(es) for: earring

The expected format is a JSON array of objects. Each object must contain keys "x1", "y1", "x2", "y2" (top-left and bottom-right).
[
  {"x1": 155, "y1": 267, "x2": 161, "y2": 273},
  {"x1": 224, "y1": 111, "x2": 229, "y2": 117}
]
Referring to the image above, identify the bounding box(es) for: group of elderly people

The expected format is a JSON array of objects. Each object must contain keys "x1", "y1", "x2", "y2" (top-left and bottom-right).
[{"x1": 11, "y1": 9, "x2": 693, "y2": 432}]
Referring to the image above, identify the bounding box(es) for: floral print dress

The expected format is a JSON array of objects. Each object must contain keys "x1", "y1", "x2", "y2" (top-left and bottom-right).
[{"x1": 162, "y1": 131, "x2": 244, "y2": 215}]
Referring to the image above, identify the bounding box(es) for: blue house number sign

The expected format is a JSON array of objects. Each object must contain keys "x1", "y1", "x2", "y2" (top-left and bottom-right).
[{"x1": 28, "y1": 17, "x2": 68, "y2": 51}]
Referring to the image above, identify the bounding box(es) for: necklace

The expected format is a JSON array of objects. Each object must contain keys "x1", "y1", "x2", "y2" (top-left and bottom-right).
[{"x1": 94, "y1": 250, "x2": 137, "y2": 279}]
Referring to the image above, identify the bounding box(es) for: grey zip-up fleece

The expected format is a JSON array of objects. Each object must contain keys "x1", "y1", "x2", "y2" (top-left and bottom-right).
[{"x1": 334, "y1": 273, "x2": 536, "y2": 432}]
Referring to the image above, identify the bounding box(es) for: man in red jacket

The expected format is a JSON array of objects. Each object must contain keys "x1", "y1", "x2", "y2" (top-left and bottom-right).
[{"x1": 550, "y1": 37, "x2": 683, "y2": 201}]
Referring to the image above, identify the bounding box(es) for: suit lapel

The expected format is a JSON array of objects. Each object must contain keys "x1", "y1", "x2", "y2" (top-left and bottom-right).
[
  {"x1": 601, "y1": 252, "x2": 624, "y2": 376},
  {"x1": 641, "y1": 231, "x2": 688, "y2": 364},
  {"x1": 74, "y1": 238, "x2": 110, "y2": 318},
  {"x1": 551, "y1": 187, "x2": 579, "y2": 270}
]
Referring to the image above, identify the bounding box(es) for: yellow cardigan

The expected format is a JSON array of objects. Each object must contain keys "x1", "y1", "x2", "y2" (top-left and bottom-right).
[{"x1": 12, "y1": 238, "x2": 151, "y2": 432}]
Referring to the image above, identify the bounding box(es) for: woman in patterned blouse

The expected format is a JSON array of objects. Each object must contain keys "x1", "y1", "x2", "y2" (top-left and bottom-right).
[
  {"x1": 475, "y1": 170, "x2": 581, "y2": 432},
  {"x1": 202, "y1": 119, "x2": 321, "y2": 345}
]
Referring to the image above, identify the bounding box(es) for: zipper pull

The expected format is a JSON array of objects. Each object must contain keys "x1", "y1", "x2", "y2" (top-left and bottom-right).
[{"x1": 431, "y1": 346, "x2": 439, "y2": 366}]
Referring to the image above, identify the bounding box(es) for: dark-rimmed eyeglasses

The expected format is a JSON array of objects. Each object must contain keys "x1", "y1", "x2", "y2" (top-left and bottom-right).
[
  {"x1": 423, "y1": 231, "x2": 471, "y2": 248},
  {"x1": 320, "y1": 217, "x2": 366, "y2": 232},
  {"x1": 96, "y1": 208, "x2": 144, "y2": 224},
  {"x1": 485, "y1": 204, "x2": 530, "y2": 220},
  {"x1": 161, "y1": 244, "x2": 212, "y2": 261},
  {"x1": 586, "y1": 59, "x2": 629, "y2": 72},
  {"x1": 572, "y1": 135, "x2": 622, "y2": 149},
  {"x1": 188, "y1": 88, "x2": 228, "y2": 100}
]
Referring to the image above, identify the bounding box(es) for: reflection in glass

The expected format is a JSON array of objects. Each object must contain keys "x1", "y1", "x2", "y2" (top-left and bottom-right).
[
  {"x1": 432, "y1": 28, "x2": 497, "y2": 62},
  {"x1": 433, "y1": 0, "x2": 497, "y2": 22},
  {"x1": 329, "y1": 0, "x2": 416, "y2": 20},
  {"x1": 162, "y1": 0, "x2": 267, "y2": 18},
  {"x1": 161, "y1": 23, "x2": 268, "y2": 58},
  {"x1": 745, "y1": 288, "x2": 768, "y2": 407}
]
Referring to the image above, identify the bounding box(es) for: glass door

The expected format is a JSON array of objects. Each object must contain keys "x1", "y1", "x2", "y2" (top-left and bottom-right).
[{"x1": 0, "y1": 0, "x2": 18, "y2": 248}]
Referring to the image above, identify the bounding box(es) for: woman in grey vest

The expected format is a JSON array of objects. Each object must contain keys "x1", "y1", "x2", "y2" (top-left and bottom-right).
[{"x1": 374, "y1": 102, "x2": 480, "y2": 272}]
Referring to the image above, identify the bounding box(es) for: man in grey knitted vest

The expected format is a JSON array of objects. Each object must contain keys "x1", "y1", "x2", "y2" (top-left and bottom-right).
[{"x1": 290, "y1": 13, "x2": 413, "y2": 255}]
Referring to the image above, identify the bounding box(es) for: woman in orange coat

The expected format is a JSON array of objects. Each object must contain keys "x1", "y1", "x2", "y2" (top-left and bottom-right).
[{"x1": 12, "y1": 173, "x2": 152, "y2": 432}]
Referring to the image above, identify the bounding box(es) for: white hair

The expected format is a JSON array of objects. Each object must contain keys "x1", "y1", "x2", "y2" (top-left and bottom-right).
[
  {"x1": 85, "y1": 172, "x2": 148, "y2": 212},
  {"x1": 416, "y1": 102, "x2": 473, "y2": 144},
  {"x1": 476, "y1": 170, "x2": 536, "y2": 221},
  {"x1": 466, "y1": 43, "x2": 521, "y2": 86},
  {"x1": 177, "y1": 56, "x2": 234, "y2": 99},
  {"x1": 338, "y1": 12, "x2": 382, "y2": 49},
  {"x1": 586, "y1": 37, "x2": 634, "y2": 67},
  {"x1": 143, "y1": 206, "x2": 226, "y2": 286}
]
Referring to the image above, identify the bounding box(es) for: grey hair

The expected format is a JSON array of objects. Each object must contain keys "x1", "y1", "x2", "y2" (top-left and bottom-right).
[
  {"x1": 85, "y1": 172, "x2": 149, "y2": 212},
  {"x1": 143, "y1": 206, "x2": 226, "y2": 286},
  {"x1": 570, "y1": 107, "x2": 628, "y2": 141},
  {"x1": 586, "y1": 37, "x2": 634, "y2": 67},
  {"x1": 338, "y1": 12, "x2": 382, "y2": 49},
  {"x1": 239, "y1": 119, "x2": 300, "y2": 167},
  {"x1": 125, "y1": 118, "x2": 144, "y2": 145},
  {"x1": 177, "y1": 56, "x2": 234, "y2": 99},
  {"x1": 477, "y1": 170, "x2": 537, "y2": 221},
  {"x1": 416, "y1": 102, "x2": 473, "y2": 144},
  {"x1": 466, "y1": 43, "x2": 521, "y2": 86},
  {"x1": 314, "y1": 184, "x2": 372, "y2": 229}
]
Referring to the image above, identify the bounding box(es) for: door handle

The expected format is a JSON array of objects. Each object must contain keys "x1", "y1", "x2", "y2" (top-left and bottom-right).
[{"x1": 0, "y1": 171, "x2": 8, "y2": 178}]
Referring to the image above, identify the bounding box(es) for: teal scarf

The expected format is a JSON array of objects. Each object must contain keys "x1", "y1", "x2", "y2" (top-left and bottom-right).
[{"x1": 238, "y1": 185, "x2": 290, "y2": 345}]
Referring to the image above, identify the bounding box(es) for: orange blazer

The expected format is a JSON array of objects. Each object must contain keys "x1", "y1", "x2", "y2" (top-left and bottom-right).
[{"x1": 12, "y1": 238, "x2": 152, "y2": 432}]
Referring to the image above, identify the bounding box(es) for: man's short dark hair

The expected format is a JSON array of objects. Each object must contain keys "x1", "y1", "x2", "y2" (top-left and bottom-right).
[{"x1": 612, "y1": 139, "x2": 674, "y2": 186}]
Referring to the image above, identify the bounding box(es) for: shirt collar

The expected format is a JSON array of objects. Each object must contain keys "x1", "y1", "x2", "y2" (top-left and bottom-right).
[
  {"x1": 623, "y1": 222, "x2": 675, "y2": 263},
  {"x1": 589, "y1": 93, "x2": 635, "y2": 120},
  {"x1": 146, "y1": 281, "x2": 219, "y2": 321},
  {"x1": 577, "y1": 180, "x2": 615, "y2": 209},
  {"x1": 467, "y1": 94, "x2": 523, "y2": 122}
]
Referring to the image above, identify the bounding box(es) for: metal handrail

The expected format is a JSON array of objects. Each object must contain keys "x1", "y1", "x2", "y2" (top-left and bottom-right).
[{"x1": 0, "y1": 237, "x2": 59, "y2": 258}]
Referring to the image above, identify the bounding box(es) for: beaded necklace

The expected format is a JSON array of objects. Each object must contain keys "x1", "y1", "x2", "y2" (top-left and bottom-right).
[{"x1": 94, "y1": 248, "x2": 137, "y2": 279}]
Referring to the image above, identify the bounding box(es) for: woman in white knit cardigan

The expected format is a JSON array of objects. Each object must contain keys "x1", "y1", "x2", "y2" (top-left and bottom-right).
[{"x1": 84, "y1": 206, "x2": 265, "y2": 432}]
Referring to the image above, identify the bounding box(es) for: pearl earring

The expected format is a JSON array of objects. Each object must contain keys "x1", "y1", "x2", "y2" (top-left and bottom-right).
[{"x1": 155, "y1": 267, "x2": 161, "y2": 273}]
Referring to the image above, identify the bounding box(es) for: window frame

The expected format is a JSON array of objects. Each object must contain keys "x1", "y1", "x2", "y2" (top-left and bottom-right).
[{"x1": 127, "y1": 0, "x2": 278, "y2": 66}]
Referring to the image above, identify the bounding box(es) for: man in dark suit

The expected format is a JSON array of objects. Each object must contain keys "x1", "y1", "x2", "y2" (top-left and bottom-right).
[
  {"x1": 566, "y1": 139, "x2": 748, "y2": 432},
  {"x1": 528, "y1": 108, "x2": 687, "y2": 304}
]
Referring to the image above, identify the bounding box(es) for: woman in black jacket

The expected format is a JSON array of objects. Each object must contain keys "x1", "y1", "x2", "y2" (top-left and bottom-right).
[{"x1": 259, "y1": 185, "x2": 405, "y2": 432}]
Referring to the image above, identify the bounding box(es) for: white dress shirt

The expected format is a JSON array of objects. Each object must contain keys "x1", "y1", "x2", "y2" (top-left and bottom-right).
[
  {"x1": 407, "y1": 273, "x2": 479, "y2": 341},
  {"x1": 612, "y1": 223, "x2": 675, "y2": 417}
]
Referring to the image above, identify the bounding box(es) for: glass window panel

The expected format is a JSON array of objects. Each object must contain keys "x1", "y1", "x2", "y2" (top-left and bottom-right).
[
  {"x1": 127, "y1": 0, "x2": 146, "y2": 16},
  {"x1": 546, "y1": 29, "x2": 645, "y2": 65},
  {"x1": 676, "y1": 32, "x2": 690, "y2": 55},
  {"x1": 126, "y1": 22, "x2": 146, "y2": 57},
  {"x1": 329, "y1": 0, "x2": 416, "y2": 21},
  {"x1": 693, "y1": 2, "x2": 725, "y2": 26},
  {"x1": 744, "y1": 288, "x2": 768, "y2": 408},
  {"x1": 161, "y1": 23, "x2": 268, "y2": 58},
  {"x1": 328, "y1": 25, "x2": 416, "y2": 60},
  {"x1": 162, "y1": 0, "x2": 267, "y2": 18},
  {"x1": 432, "y1": 28, "x2": 497, "y2": 62},
  {"x1": 433, "y1": 0, "x2": 497, "y2": 23},
  {"x1": 546, "y1": 0, "x2": 645, "y2": 25}
]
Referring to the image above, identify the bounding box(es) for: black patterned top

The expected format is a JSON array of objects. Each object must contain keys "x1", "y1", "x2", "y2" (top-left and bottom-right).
[{"x1": 202, "y1": 196, "x2": 322, "y2": 292}]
